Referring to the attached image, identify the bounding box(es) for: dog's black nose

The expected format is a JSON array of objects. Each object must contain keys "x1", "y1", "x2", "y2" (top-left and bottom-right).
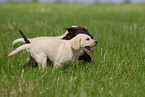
[{"x1": 95, "y1": 41, "x2": 98, "y2": 44}]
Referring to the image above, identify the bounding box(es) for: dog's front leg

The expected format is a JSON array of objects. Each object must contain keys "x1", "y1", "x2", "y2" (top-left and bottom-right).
[{"x1": 53, "y1": 62, "x2": 63, "y2": 70}]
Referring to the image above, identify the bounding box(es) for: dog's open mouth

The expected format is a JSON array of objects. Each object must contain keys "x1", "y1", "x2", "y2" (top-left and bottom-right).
[{"x1": 84, "y1": 46, "x2": 94, "y2": 53}]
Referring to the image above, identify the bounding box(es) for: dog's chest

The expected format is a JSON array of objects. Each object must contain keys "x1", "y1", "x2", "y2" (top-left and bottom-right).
[
  {"x1": 54, "y1": 43, "x2": 81, "y2": 65},
  {"x1": 56, "y1": 53, "x2": 79, "y2": 67}
]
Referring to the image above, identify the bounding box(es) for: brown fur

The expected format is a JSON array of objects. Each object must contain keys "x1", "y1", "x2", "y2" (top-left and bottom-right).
[{"x1": 62, "y1": 26, "x2": 93, "y2": 40}]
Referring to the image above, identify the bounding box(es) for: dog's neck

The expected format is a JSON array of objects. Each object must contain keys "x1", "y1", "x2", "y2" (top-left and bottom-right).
[{"x1": 71, "y1": 48, "x2": 83, "y2": 63}]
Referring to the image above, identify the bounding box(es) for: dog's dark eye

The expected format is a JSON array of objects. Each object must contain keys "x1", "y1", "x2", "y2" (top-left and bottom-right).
[{"x1": 86, "y1": 38, "x2": 90, "y2": 40}]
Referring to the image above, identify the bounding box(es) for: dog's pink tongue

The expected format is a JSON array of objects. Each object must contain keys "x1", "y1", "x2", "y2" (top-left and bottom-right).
[{"x1": 90, "y1": 48, "x2": 94, "y2": 52}]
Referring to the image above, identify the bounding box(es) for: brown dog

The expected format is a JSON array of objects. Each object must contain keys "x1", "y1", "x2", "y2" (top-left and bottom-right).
[{"x1": 16, "y1": 26, "x2": 93, "y2": 68}]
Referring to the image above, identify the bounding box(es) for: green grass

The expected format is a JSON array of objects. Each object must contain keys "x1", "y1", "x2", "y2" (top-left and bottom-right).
[{"x1": 0, "y1": 3, "x2": 145, "y2": 97}]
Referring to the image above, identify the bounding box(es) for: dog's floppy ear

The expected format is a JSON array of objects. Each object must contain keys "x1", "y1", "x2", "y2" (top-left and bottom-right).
[
  {"x1": 70, "y1": 37, "x2": 81, "y2": 51},
  {"x1": 63, "y1": 27, "x2": 77, "y2": 33}
]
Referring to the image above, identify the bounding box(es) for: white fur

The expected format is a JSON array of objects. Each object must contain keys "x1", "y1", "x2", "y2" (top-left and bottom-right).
[
  {"x1": 8, "y1": 44, "x2": 31, "y2": 57},
  {"x1": 8, "y1": 34, "x2": 97, "y2": 70}
]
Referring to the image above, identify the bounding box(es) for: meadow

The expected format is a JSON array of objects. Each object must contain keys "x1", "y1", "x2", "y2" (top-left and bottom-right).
[{"x1": 0, "y1": 3, "x2": 145, "y2": 97}]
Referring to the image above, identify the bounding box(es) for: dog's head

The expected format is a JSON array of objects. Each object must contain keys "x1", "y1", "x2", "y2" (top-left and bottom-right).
[
  {"x1": 62, "y1": 26, "x2": 93, "y2": 40},
  {"x1": 70, "y1": 34, "x2": 97, "y2": 52}
]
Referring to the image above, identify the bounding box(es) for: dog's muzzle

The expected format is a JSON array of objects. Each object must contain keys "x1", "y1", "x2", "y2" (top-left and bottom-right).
[
  {"x1": 84, "y1": 46, "x2": 94, "y2": 53},
  {"x1": 83, "y1": 41, "x2": 98, "y2": 53}
]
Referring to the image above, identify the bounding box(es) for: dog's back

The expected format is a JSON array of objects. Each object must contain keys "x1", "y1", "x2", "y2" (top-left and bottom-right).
[{"x1": 30, "y1": 38, "x2": 70, "y2": 63}]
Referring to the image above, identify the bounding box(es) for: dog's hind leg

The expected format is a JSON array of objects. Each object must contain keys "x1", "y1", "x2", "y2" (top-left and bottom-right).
[
  {"x1": 33, "y1": 53, "x2": 47, "y2": 71},
  {"x1": 42, "y1": 56, "x2": 47, "y2": 70},
  {"x1": 23, "y1": 56, "x2": 38, "y2": 68}
]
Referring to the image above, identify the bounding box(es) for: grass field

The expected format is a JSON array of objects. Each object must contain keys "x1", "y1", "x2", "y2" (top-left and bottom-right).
[{"x1": 0, "y1": 3, "x2": 145, "y2": 97}]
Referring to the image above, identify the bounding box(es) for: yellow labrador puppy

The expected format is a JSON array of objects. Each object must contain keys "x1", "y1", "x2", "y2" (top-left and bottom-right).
[
  {"x1": 8, "y1": 34, "x2": 97, "y2": 70},
  {"x1": 12, "y1": 26, "x2": 94, "y2": 68}
]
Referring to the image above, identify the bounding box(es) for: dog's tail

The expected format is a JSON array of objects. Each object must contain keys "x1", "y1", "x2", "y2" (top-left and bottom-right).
[
  {"x1": 13, "y1": 38, "x2": 25, "y2": 47},
  {"x1": 19, "y1": 29, "x2": 30, "y2": 44},
  {"x1": 8, "y1": 44, "x2": 31, "y2": 57},
  {"x1": 12, "y1": 30, "x2": 31, "y2": 47}
]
